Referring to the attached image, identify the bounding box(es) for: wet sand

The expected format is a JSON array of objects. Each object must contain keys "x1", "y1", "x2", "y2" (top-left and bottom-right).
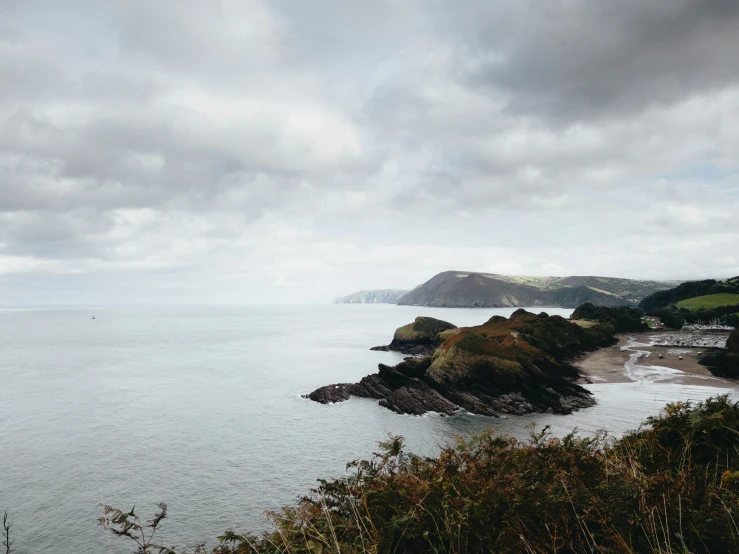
[{"x1": 575, "y1": 332, "x2": 736, "y2": 388}]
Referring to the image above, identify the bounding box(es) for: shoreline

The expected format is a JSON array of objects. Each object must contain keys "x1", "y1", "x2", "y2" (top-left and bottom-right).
[{"x1": 575, "y1": 332, "x2": 736, "y2": 388}]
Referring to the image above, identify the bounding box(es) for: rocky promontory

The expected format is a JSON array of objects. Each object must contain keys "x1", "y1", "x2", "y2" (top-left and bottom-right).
[
  {"x1": 308, "y1": 309, "x2": 618, "y2": 417},
  {"x1": 369, "y1": 316, "x2": 457, "y2": 356}
]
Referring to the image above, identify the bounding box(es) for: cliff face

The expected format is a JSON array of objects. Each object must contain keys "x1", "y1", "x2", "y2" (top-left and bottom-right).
[
  {"x1": 333, "y1": 289, "x2": 409, "y2": 304},
  {"x1": 308, "y1": 309, "x2": 616, "y2": 416},
  {"x1": 396, "y1": 271, "x2": 675, "y2": 308}
]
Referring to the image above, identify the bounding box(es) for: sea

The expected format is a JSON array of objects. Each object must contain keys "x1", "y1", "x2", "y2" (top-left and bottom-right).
[{"x1": 0, "y1": 304, "x2": 735, "y2": 553}]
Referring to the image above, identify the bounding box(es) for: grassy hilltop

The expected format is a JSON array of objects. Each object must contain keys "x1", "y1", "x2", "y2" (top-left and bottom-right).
[{"x1": 677, "y1": 293, "x2": 739, "y2": 310}]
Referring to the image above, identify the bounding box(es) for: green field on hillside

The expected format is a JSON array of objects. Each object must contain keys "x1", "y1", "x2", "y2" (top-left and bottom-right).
[{"x1": 676, "y1": 293, "x2": 739, "y2": 310}]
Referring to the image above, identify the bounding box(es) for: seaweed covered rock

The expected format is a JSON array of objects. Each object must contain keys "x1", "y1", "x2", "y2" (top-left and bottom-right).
[{"x1": 370, "y1": 316, "x2": 457, "y2": 356}]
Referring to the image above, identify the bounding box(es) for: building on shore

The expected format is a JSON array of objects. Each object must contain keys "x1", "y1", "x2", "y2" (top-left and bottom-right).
[{"x1": 641, "y1": 316, "x2": 666, "y2": 329}]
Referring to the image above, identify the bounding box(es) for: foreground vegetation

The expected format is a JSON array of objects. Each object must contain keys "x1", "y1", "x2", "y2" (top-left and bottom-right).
[{"x1": 102, "y1": 396, "x2": 739, "y2": 553}]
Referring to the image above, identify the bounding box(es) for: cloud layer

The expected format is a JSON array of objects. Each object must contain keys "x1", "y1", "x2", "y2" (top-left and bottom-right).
[{"x1": 1, "y1": 0, "x2": 738, "y2": 304}]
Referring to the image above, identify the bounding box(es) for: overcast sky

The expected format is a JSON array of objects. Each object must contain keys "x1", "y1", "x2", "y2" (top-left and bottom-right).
[{"x1": 1, "y1": 0, "x2": 738, "y2": 305}]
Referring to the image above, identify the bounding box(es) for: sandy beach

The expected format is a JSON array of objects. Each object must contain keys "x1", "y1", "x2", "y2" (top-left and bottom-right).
[{"x1": 575, "y1": 332, "x2": 736, "y2": 388}]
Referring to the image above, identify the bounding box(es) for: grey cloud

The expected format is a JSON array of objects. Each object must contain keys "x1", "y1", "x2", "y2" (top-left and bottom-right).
[
  {"x1": 449, "y1": 0, "x2": 739, "y2": 122},
  {"x1": 0, "y1": 209, "x2": 119, "y2": 259},
  {"x1": 1, "y1": 93, "x2": 369, "y2": 218},
  {"x1": 113, "y1": 1, "x2": 280, "y2": 78}
]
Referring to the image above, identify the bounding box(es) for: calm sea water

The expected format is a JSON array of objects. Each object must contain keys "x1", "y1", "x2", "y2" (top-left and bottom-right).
[{"x1": 0, "y1": 305, "x2": 735, "y2": 553}]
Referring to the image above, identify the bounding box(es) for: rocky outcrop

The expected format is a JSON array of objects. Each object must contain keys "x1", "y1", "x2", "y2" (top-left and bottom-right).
[
  {"x1": 370, "y1": 316, "x2": 457, "y2": 356},
  {"x1": 307, "y1": 357, "x2": 459, "y2": 415},
  {"x1": 307, "y1": 310, "x2": 614, "y2": 417}
]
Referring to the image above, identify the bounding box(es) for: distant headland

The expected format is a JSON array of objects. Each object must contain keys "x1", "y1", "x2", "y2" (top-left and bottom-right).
[
  {"x1": 332, "y1": 289, "x2": 409, "y2": 304},
  {"x1": 334, "y1": 271, "x2": 679, "y2": 308}
]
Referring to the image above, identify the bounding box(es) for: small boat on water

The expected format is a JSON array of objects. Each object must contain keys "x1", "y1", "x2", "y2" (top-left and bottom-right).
[{"x1": 92, "y1": 315, "x2": 95, "y2": 320}]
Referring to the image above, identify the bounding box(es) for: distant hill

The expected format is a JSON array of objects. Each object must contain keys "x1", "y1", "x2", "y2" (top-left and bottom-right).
[
  {"x1": 397, "y1": 271, "x2": 676, "y2": 309},
  {"x1": 333, "y1": 289, "x2": 409, "y2": 304}
]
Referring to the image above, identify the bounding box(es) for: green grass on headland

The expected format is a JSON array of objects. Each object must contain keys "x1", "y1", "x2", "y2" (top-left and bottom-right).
[
  {"x1": 101, "y1": 395, "x2": 739, "y2": 554},
  {"x1": 676, "y1": 293, "x2": 739, "y2": 310}
]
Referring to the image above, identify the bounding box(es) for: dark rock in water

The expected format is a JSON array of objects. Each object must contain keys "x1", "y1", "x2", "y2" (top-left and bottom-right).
[
  {"x1": 351, "y1": 374, "x2": 394, "y2": 399},
  {"x1": 306, "y1": 384, "x2": 353, "y2": 404},
  {"x1": 307, "y1": 357, "x2": 459, "y2": 415},
  {"x1": 371, "y1": 316, "x2": 457, "y2": 356},
  {"x1": 380, "y1": 381, "x2": 458, "y2": 415},
  {"x1": 305, "y1": 374, "x2": 393, "y2": 404},
  {"x1": 387, "y1": 343, "x2": 436, "y2": 356},
  {"x1": 369, "y1": 345, "x2": 390, "y2": 351},
  {"x1": 307, "y1": 309, "x2": 612, "y2": 417}
]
